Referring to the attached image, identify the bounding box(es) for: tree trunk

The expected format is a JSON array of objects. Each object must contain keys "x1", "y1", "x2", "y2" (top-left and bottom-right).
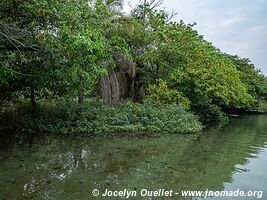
[
  {"x1": 98, "y1": 53, "x2": 136, "y2": 104},
  {"x1": 108, "y1": 66, "x2": 120, "y2": 103}
]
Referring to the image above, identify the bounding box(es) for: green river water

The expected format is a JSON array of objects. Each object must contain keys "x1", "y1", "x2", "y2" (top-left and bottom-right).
[{"x1": 0, "y1": 115, "x2": 267, "y2": 200}]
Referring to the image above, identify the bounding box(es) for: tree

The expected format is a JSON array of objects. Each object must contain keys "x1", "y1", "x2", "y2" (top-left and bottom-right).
[
  {"x1": 102, "y1": 0, "x2": 124, "y2": 13},
  {"x1": 0, "y1": 0, "x2": 116, "y2": 107},
  {"x1": 0, "y1": 0, "x2": 52, "y2": 111},
  {"x1": 127, "y1": 8, "x2": 253, "y2": 109},
  {"x1": 225, "y1": 54, "x2": 267, "y2": 112}
]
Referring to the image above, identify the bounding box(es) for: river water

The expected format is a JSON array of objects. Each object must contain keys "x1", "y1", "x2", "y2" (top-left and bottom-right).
[{"x1": 0, "y1": 115, "x2": 267, "y2": 200}]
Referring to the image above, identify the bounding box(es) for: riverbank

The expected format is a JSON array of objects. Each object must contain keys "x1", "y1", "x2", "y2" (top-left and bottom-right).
[{"x1": 0, "y1": 99, "x2": 202, "y2": 135}]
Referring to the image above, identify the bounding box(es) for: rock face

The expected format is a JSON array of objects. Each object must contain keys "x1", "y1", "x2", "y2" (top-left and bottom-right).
[{"x1": 98, "y1": 53, "x2": 136, "y2": 104}]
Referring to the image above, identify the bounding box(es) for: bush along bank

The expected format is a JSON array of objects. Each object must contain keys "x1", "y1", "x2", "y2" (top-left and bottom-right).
[{"x1": 0, "y1": 100, "x2": 203, "y2": 135}]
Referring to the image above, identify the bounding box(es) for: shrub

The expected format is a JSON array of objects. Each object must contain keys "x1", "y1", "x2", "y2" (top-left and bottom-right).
[
  {"x1": 192, "y1": 103, "x2": 228, "y2": 126},
  {"x1": 250, "y1": 97, "x2": 267, "y2": 113},
  {"x1": 92, "y1": 100, "x2": 202, "y2": 134},
  {"x1": 148, "y1": 79, "x2": 191, "y2": 109},
  {"x1": 1, "y1": 99, "x2": 202, "y2": 135}
]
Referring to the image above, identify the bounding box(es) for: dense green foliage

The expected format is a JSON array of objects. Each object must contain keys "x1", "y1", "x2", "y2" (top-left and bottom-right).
[
  {"x1": 1, "y1": 0, "x2": 266, "y2": 134},
  {"x1": 0, "y1": 0, "x2": 127, "y2": 104},
  {"x1": 148, "y1": 79, "x2": 191, "y2": 108},
  {"x1": 140, "y1": 19, "x2": 252, "y2": 108},
  {"x1": 0, "y1": 99, "x2": 202, "y2": 134},
  {"x1": 192, "y1": 103, "x2": 229, "y2": 126},
  {"x1": 225, "y1": 55, "x2": 267, "y2": 112}
]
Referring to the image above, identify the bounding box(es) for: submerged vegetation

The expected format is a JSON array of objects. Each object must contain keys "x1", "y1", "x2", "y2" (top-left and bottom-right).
[{"x1": 1, "y1": 0, "x2": 267, "y2": 134}]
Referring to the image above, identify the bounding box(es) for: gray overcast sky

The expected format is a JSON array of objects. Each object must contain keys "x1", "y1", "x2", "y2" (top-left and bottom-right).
[{"x1": 123, "y1": 0, "x2": 267, "y2": 75}]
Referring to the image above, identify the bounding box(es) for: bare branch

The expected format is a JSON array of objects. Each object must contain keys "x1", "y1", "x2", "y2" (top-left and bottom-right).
[
  {"x1": 166, "y1": 10, "x2": 178, "y2": 23},
  {"x1": 0, "y1": 23, "x2": 38, "y2": 55},
  {"x1": 149, "y1": 0, "x2": 164, "y2": 10}
]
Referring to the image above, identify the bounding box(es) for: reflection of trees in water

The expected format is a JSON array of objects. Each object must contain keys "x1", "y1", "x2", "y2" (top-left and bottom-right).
[
  {"x1": 91, "y1": 116, "x2": 267, "y2": 197},
  {"x1": 0, "y1": 116, "x2": 267, "y2": 199},
  {"x1": 136, "y1": 115, "x2": 267, "y2": 192},
  {"x1": 0, "y1": 135, "x2": 95, "y2": 199}
]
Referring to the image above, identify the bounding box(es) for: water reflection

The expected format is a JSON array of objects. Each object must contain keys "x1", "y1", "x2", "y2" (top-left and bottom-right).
[{"x1": 0, "y1": 115, "x2": 267, "y2": 199}]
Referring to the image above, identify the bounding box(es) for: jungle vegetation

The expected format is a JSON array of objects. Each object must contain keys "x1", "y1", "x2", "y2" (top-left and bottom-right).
[{"x1": 1, "y1": 0, "x2": 267, "y2": 134}]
